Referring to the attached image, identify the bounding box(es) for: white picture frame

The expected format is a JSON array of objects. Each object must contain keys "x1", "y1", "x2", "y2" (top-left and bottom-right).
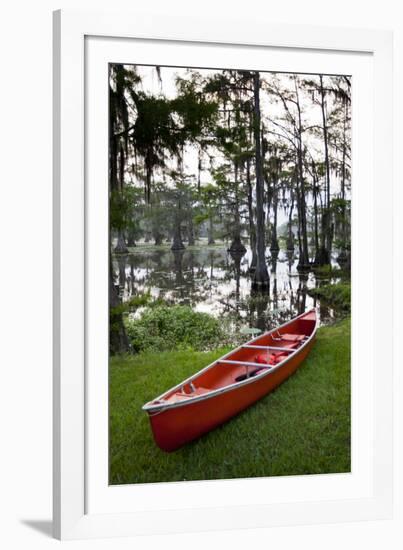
[{"x1": 53, "y1": 9, "x2": 393, "y2": 540}]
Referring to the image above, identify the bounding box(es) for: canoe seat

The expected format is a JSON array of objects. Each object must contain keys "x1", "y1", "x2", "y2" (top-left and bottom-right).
[
  {"x1": 280, "y1": 333, "x2": 305, "y2": 342},
  {"x1": 169, "y1": 387, "x2": 210, "y2": 401},
  {"x1": 255, "y1": 353, "x2": 286, "y2": 366},
  {"x1": 192, "y1": 386, "x2": 210, "y2": 396}
]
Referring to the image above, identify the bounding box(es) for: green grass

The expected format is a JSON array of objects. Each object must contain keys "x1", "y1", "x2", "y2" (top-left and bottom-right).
[{"x1": 109, "y1": 318, "x2": 351, "y2": 484}]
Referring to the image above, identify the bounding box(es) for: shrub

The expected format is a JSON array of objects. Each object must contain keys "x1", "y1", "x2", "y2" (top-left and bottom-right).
[
  {"x1": 308, "y1": 283, "x2": 351, "y2": 312},
  {"x1": 126, "y1": 305, "x2": 224, "y2": 352}
]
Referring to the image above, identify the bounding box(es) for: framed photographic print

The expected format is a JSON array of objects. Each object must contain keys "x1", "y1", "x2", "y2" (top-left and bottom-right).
[{"x1": 53, "y1": 9, "x2": 393, "y2": 540}]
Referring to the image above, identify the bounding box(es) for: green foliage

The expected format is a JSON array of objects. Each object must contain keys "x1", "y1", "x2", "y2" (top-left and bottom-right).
[
  {"x1": 110, "y1": 292, "x2": 152, "y2": 317},
  {"x1": 333, "y1": 239, "x2": 351, "y2": 252},
  {"x1": 109, "y1": 318, "x2": 351, "y2": 484},
  {"x1": 193, "y1": 212, "x2": 209, "y2": 225},
  {"x1": 110, "y1": 186, "x2": 143, "y2": 233},
  {"x1": 331, "y1": 197, "x2": 351, "y2": 212},
  {"x1": 126, "y1": 305, "x2": 224, "y2": 353},
  {"x1": 312, "y1": 265, "x2": 349, "y2": 279},
  {"x1": 173, "y1": 73, "x2": 218, "y2": 140},
  {"x1": 132, "y1": 94, "x2": 182, "y2": 163},
  {"x1": 309, "y1": 282, "x2": 351, "y2": 312}
]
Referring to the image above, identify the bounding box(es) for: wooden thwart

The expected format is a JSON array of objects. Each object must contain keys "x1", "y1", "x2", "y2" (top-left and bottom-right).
[
  {"x1": 218, "y1": 359, "x2": 273, "y2": 369},
  {"x1": 242, "y1": 345, "x2": 295, "y2": 352}
]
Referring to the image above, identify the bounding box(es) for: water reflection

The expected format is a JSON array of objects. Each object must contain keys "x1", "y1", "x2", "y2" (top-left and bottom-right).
[{"x1": 112, "y1": 244, "x2": 342, "y2": 331}]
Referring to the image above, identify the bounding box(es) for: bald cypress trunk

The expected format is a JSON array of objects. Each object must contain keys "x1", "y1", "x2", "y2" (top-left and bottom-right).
[
  {"x1": 270, "y1": 178, "x2": 280, "y2": 253},
  {"x1": 294, "y1": 80, "x2": 310, "y2": 270},
  {"x1": 338, "y1": 100, "x2": 348, "y2": 266},
  {"x1": 229, "y1": 162, "x2": 246, "y2": 254},
  {"x1": 317, "y1": 75, "x2": 332, "y2": 265},
  {"x1": 109, "y1": 255, "x2": 129, "y2": 354},
  {"x1": 296, "y1": 143, "x2": 310, "y2": 269},
  {"x1": 287, "y1": 192, "x2": 295, "y2": 251},
  {"x1": 312, "y1": 175, "x2": 320, "y2": 265},
  {"x1": 114, "y1": 230, "x2": 128, "y2": 254},
  {"x1": 171, "y1": 198, "x2": 185, "y2": 251},
  {"x1": 207, "y1": 214, "x2": 215, "y2": 245},
  {"x1": 127, "y1": 229, "x2": 136, "y2": 247},
  {"x1": 188, "y1": 215, "x2": 195, "y2": 246},
  {"x1": 113, "y1": 144, "x2": 128, "y2": 254},
  {"x1": 145, "y1": 148, "x2": 153, "y2": 205},
  {"x1": 252, "y1": 72, "x2": 269, "y2": 288},
  {"x1": 246, "y1": 157, "x2": 257, "y2": 271}
]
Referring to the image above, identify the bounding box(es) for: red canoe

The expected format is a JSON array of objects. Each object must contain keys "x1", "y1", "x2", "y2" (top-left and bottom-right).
[{"x1": 143, "y1": 308, "x2": 318, "y2": 451}]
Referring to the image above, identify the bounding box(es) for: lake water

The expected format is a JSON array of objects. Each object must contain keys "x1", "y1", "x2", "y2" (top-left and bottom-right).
[{"x1": 112, "y1": 241, "x2": 344, "y2": 334}]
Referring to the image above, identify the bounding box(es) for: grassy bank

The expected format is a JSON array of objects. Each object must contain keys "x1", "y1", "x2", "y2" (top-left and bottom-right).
[{"x1": 110, "y1": 318, "x2": 351, "y2": 485}]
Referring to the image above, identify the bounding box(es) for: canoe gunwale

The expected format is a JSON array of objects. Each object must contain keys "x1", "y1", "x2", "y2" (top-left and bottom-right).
[{"x1": 142, "y1": 308, "x2": 318, "y2": 414}]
